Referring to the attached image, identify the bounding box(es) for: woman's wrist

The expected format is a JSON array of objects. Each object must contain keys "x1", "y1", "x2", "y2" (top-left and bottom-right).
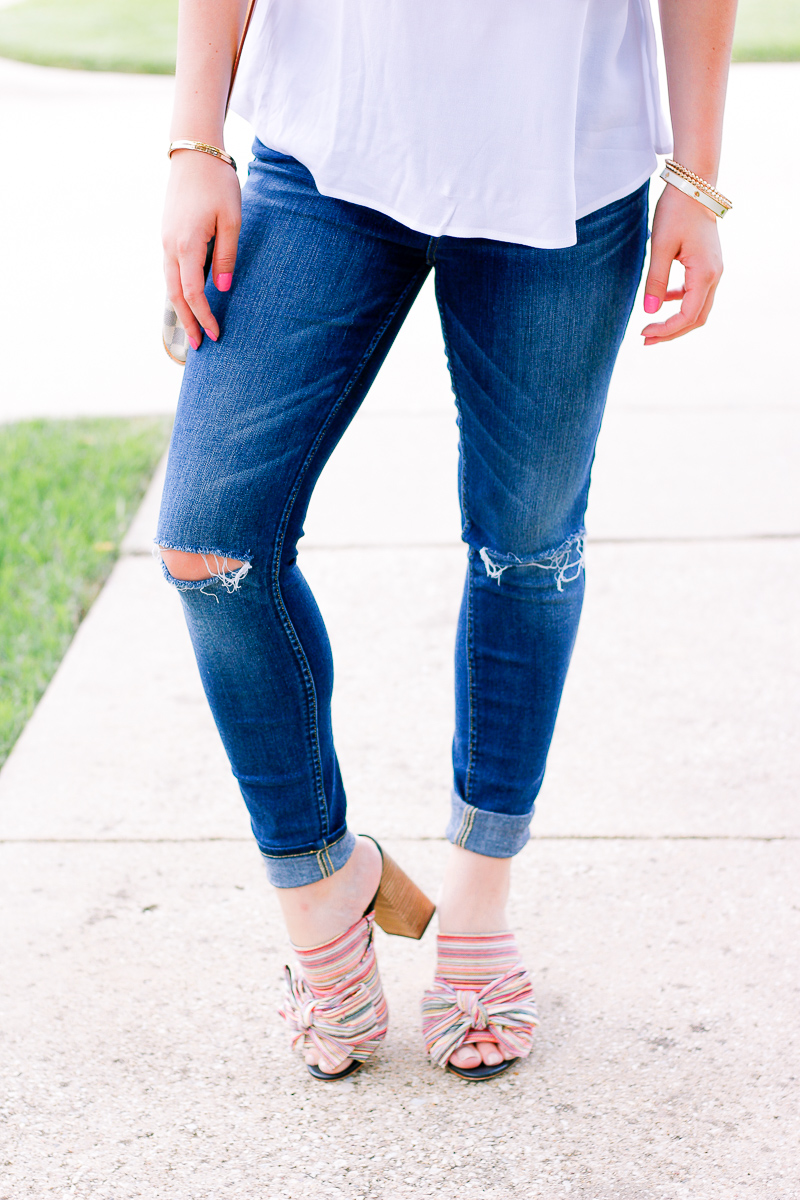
[
  {"x1": 670, "y1": 147, "x2": 720, "y2": 187},
  {"x1": 657, "y1": 175, "x2": 718, "y2": 223},
  {"x1": 169, "y1": 123, "x2": 226, "y2": 146}
]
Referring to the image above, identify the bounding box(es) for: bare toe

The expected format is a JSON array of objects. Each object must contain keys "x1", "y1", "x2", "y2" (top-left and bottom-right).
[
  {"x1": 304, "y1": 1047, "x2": 320, "y2": 1066},
  {"x1": 449, "y1": 1044, "x2": 482, "y2": 1069},
  {"x1": 476, "y1": 1041, "x2": 504, "y2": 1066},
  {"x1": 319, "y1": 1055, "x2": 351, "y2": 1075}
]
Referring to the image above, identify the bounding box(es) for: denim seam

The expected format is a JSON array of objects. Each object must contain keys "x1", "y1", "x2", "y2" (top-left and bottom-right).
[
  {"x1": 267, "y1": 561, "x2": 329, "y2": 837},
  {"x1": 258, "y1": 829, "x2": 349, "y2": 861},
  {"x1": 464, "y1": 549, "x2": 478, "y2": 806},
  {"x1": 454, "y1": 800, "x2": 476, "y2": 848},
  {"x1": 434, "y1": 270, "x2": 472, "y2": 537},
  {"x1": 319, "y1": 846, "x2": 334, "y2": 877},
  {"x1": 448, "y1": 794, "x2": 533, "y2": 858},
  {"x1": 270, "y1": 266, "x2": 431, "y2": 843}
]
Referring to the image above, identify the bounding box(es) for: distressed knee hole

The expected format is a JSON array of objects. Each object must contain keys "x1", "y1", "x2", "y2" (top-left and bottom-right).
[
  {"x1": 478, "y1": 531, "x2": 585, "y2": 592},
  {"x1": 157, "y1": 547, "x2": 252, "y2": 594}
]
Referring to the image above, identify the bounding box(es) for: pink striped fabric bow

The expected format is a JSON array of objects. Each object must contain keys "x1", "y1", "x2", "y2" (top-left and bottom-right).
[
  {"x1": 421, "y1": 967, "x2": 539, "y2": 1068},
  {"x1": 279, "y1": 913, "x2": 388, "y2": 1071},
  {"x1": 280, "y1": 967, "x2": 385, "y2": 1070}
]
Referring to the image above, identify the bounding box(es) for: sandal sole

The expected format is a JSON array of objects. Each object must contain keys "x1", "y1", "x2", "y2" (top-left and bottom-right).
[
  {"x1": 306, "y1": 1058, "x2": 363, "y2": 1082},
  {"x1": 445, "y1": 1056, "x2": 519, "y2": 1082}
]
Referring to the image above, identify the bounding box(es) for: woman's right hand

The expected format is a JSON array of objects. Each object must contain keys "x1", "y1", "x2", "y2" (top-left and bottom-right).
[{"x1": 162, "y1": 148, "x2": 242, "y2": 349}]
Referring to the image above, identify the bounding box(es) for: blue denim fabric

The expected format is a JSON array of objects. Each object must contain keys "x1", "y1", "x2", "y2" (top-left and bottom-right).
[{"x1": 157, "y1": 141, "x2": 648, "y2": 885}]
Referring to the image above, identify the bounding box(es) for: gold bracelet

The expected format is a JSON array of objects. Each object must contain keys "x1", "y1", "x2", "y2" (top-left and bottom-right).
[
  {"x1": 660, "y1": 159, "x2": 732, "y2": 218},
  {"x1": 168, "y1": 140, "x2": 238, "y2": 173}
]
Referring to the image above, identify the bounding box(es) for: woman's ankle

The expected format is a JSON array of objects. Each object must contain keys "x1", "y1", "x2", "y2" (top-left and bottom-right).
[
  {"x1": 437, "y1": 844, "x2": 512, "y2": 933},
  {"x1": 276, "y1": 834, "x2": 382, "y2": 948}
]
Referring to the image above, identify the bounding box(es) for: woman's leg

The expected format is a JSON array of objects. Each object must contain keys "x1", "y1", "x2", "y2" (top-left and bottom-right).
[
  {"x1": 433, "y1": 184, "x2": 650, "y2": 1068},
  {"x1": 157, "y1": 146, "x2": 430, "y2": 1067}
]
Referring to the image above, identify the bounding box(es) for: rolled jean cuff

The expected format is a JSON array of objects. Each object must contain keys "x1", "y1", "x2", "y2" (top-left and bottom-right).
[
  {"x1": 446, "y1": 792, "x2": 532, "y2": 858},
  {"x1": 259, "y1": 828, "x2": 357, "y2": 888}
]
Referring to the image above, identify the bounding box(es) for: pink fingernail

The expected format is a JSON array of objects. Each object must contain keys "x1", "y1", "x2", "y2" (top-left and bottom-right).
[
  {"x1": 188, "y1": 336, "x2": 199, "y2": 351},
  {"x1": 216, "y1": 273, "x2": 232, "y2": 291},
  {"x1": 204, "y1": 328, "x2": 218, "y2": 342},
  {"x1": 644, "y1": 294, "x2": 660, "y2": 314}
]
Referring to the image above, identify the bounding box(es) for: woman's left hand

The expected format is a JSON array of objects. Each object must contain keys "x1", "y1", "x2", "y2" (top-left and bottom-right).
[{"x1": 641, "y1": 182, "x2": 724, "y2": 346}]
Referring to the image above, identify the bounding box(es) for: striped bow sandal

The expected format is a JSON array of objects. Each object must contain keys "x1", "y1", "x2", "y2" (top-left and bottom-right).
[
  {"x1": 279, "y1": 840, "x2": 435, "y2": 1081},
  {"x1": 421, "y1": 932, "x2": 538, "y2": 1080}
]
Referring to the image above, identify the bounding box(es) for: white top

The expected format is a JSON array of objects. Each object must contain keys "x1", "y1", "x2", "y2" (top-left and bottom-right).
[{"x1": 231, "y1": 0, "x2": 671, "y2": 249}]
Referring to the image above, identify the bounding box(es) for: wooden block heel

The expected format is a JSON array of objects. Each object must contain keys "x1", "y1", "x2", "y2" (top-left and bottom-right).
[{"x1": 364, "y1": 837, "x2": 435, "y2": 940}]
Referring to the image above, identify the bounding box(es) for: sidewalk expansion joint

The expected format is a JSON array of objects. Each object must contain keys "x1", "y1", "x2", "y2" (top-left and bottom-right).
[{"x1": 121, "y1": 531, "x2": 800, "y2": 559}]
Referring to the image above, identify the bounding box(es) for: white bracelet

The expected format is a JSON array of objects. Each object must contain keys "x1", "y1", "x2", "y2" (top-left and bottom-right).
[{"x1": 660, "y1": 164, "x2": 731, "y2": 219}]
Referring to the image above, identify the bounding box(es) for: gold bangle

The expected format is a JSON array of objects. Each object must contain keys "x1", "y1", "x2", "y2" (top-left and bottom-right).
[
  {"x1": 663, "y1": 159, "x2": 732, "y2": 213},
  {"x1": 168, "y1": 140, "x2": 238, "y2": 173}
]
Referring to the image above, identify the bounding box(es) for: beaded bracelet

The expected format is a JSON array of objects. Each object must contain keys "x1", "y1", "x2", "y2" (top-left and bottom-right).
[
  {"x1": 660, "y1": 159, "x2": 732, "y2": 219},
  {"x1": 168, "y1": 140, "x2": 238, "y2": 173}
]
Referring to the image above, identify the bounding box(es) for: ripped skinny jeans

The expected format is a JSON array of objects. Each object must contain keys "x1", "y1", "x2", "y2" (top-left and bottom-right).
[{"x1": 157, "y1": 142, "x2": 649, "y2": 886}]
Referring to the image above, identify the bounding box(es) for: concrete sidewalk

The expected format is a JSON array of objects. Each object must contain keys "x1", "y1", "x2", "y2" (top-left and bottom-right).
[{"x1": 1, "y1": 62, "x2": 799, "y2": 1200}]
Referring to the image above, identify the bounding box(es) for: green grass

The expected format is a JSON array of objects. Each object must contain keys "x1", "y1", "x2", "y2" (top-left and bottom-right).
[
  {"x1": 0, "y1": 0, "x2": 178, "y2": 74},
  {"x1": 733, "y1": 0, "x2": 800, "y2": 60},
  {"x1": 0, "y1": 0, "x2": 799, "y2": 74},
  {"x1": 0, "y1": 417, "x2": 171, "y2": 767}
]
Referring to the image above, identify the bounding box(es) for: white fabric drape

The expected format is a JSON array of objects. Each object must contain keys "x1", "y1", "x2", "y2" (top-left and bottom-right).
[{"x1": 232, "y1": 0, "x2": 671, "y2": 249}]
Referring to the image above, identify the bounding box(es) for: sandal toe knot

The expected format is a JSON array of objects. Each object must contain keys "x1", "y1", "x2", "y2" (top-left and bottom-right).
[
  {"x1": 278, "y1": 913, "x2": 388, "y2": 1073},
  {"x1": 422, "y1": 966, "x2": 538, "y2": 1068}
]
